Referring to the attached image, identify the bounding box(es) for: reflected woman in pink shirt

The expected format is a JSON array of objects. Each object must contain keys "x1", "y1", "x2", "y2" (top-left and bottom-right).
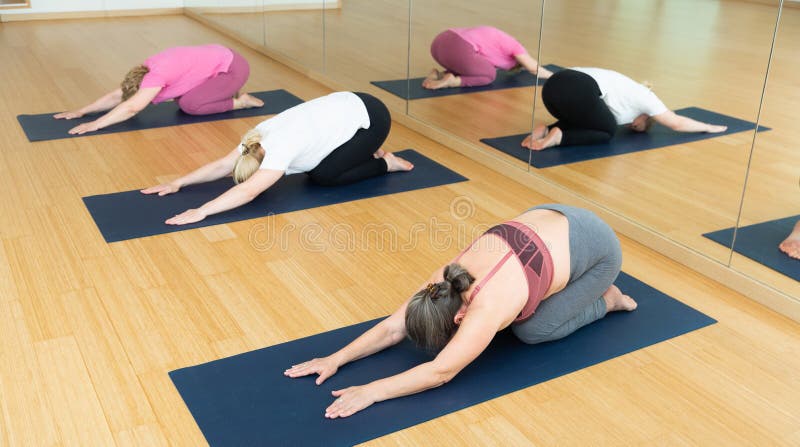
[
  {"x1": 423, "y1": 26, "x2": 553, "y2": 90},
  {"x1": 54, "y1": 44, "x2": 264, "y2": 135}
]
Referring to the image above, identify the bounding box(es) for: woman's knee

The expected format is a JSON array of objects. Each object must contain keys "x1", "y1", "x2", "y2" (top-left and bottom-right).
[
  {"x1": 511, "y1": 321, "x2": 559, "y2": 345},
  {"x1": 308, "y1": 169, "x2": 340, "y2": 186},
  {"x1": 178, "y1": 99, "x2": 204, "y2": 116}
]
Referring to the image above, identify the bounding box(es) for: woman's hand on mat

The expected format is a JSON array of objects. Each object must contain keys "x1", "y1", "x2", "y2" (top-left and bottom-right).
[
  {"x1": 141, "y1": 182, "x2": 181, "y2": 196},
  {"x1": 284, "y1": 357, "x2": 339, "y2": 385},
  {"x1": 165, "y1": 208, "x2": 207, "y2": 225},
  {"x1": 68, "y1": 121, "x2": 101, "y2": 135},
  {"x1": 54, "y1": 110, "x2": 84, "y2": 119},
  {"x1": 325, "y1": 385, "x2": 378, "y2": 419}
]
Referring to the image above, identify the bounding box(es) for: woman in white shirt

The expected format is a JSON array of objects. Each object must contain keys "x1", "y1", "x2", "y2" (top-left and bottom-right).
[
  {"x1": 522, "y1": 68, "x2": 728, "y2": 150},
  {"x1": 142, "y1": 91, "x2": 414, "y2": 225}
]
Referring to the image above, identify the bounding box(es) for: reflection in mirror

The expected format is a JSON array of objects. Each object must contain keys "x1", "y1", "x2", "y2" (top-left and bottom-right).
[
  {"x1": 730, "y1": 3, "x2": 799, "y2": 299},
  {"x1": 406, "y1": 1, "x2": 545, "y2": 170},
  {"x1": 528, "y1": 0, "x2": 779, "y2": 265},
  {"x1": 185, "y1": 0, "x2": 325, "y2": 73},
  {"x1": 185, "y1": 0, "x2": 265, "y2": 49},
  {"x1": 323, "y1": 0, "x2": 411, "y2": 112},
  {"x1": 263, "y1": 0, "x2": 325, "y2": 72}
]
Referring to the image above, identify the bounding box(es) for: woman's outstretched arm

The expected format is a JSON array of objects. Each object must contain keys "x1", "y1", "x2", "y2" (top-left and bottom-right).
[
  {"x1": 514, "y1": 53, "x2": 553, "y2": 79},
  {"x1": 322, "y1": 303, "x2": 506, "y2": 419},
  {"x1": 141, "y1": 147, "x2": 242, "y2": 196},
  {"x1": 651, "y1": 110, "x2": 727, "y2": 133},
  {"x1": 164, "y1": 168, "x2": 284, "y2": 225},
  {"x1": 285, "y1": 309, "x2": 410, "y2": 385},
  {"x1": 54, "y1": 88, "x2": 125, "y2": 119},
  {"x1": 66, "y1": 87, "x2": 161, "y2": 135},
  {"x1": 285, "y1": 267, "x2": 446, "y2": 385}
]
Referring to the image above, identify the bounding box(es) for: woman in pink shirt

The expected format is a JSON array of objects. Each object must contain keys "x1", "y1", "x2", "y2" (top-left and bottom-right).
[
  {"x1": 423, "y1": 26, "x2": 553, "y2": 90},
  {"x1": 54, "y1": 44, "x2": 264, "y2": 134}
]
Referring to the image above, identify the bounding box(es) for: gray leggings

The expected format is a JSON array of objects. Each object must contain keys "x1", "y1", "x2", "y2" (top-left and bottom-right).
[{"x1": 511, "y1": 204, "x2": 622, "y2": 344}]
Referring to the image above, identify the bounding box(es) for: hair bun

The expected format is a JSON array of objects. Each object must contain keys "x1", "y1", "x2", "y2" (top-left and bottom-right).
[{"x1": 443, "y1": 263, "x2": 475, "y2": 293}]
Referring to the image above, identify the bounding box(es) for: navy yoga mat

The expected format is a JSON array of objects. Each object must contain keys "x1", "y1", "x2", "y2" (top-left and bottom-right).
[
  {"x1": 17, "y1": 89, "x2": 304, "y2": 142},
  {"x1": 703, "y1": 215, "x2": 800, "y2": 281},
  {"x1": 170, "y1": 272, "x2": 716, "y2": 447},
  {"x1": 480, "y1": 107, "x2": 770, "y2": 168},
  {"x1": 83, "y1": 150, "x2": 467, "y2": 243},
  {"x1": 371, "y1": 65, "x2": 563, "y2": 100}
]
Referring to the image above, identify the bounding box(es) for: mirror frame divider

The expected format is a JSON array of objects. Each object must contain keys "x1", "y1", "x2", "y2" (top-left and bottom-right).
[{"x1": 182, "y1": 8, "x2": 800, "y2": 324}]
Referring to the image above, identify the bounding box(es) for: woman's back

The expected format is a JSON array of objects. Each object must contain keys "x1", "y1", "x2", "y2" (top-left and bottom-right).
[{"x1": 452, "y1": 208, "x2": 571, "y2": 327}]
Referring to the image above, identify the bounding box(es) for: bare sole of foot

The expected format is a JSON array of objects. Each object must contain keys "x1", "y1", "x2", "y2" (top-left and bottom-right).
[
  {"x1": 382, "y1": 152, "x2": 414, "y2": 172},
  {"x1": 373, "y1": 148, "x2": 386, "y2": 159},
  {"x1": 422, "y1": 72, "x2": 460, "y2": 90},
  {"x1": 603, "y1": 284, "x2": 637, "y2": 312},
  {"x1": 422, "y1": 69, "x2": 443, "y2": 89},
  {"x1": 521, "y1": 125, "x2": 550, "y2": 149},
  {"x1": 779, "y1": 226, "x2": 800, "y2": 259},
  {"x1": 529, "y1": 126, "x2": 562, "y2": 150},
  {"x1": 234, "y1": 93, "x2": 264, "y2": 109}
]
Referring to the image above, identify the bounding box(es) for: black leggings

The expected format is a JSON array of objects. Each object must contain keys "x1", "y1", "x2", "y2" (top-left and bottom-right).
[
  {"x1": 541, "y1": 69, "x2": 617, "y2": 146},
  {"x1": 307, "y1": 92, "x2": 390, "y2": 186}
]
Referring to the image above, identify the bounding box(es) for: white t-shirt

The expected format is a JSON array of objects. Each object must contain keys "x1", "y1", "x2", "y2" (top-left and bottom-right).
[
  {"x1": 238, "y1": 91, "x2": 371, "y2": 175},
  {"x1": 571, "y1": 67, "x2": 668, "y2": 125}
]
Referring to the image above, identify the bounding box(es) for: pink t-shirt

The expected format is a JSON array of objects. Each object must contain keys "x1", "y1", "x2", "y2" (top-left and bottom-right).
[
  {"x1": 450, "y1": 26, "x2": 527, "y2": 70},
  {"x1": 140, "y1": 44, "x2": 234, "y2": 104}
]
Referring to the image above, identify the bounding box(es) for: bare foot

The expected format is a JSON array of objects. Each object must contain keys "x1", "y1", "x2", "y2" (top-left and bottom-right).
[
  {"x1": 424, "y1": 69, "x2": 442, "y2": 81},
  {"x1": 373, "y1": 148, "x2": 386, "y2": 158},
  {"x1": 779, "y1": 221, "x2": 800, "y2": 260},
  {"x1": 706, "y1": 124, "x2": 727, "y2": 133},
  {"x1": 382, "y1": 152, "x2": 414, "y2": 172},
  {"x1": 233, "y1": 93, "x2": 264, "y2": 110},
  {"x1": 531, "y1": 124, "x2": 549, "y2": 140},
  {"x1": 421, "y1": 69, "x2": 443, "y2": 89},
  {"x1": 526, "y1": 126, "x2": 562, "y2": 151},
  {"x1": 602, "y1": 284, "x2": 638, "y2": 312},
  {"x1": 521, "y1": 125, "x2": 548, "y2": 148},
  {"x1": 422, "y1": 72, "x2": 461, "y2": 90}
]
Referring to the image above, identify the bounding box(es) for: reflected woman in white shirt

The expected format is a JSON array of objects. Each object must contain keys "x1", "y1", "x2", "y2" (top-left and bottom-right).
[
  {"x1": 522, "y1": 68, "x2": 728, "y2": 150},
  {"x1": 142, "y1": 91, "x2": 413, "y2": 225}
]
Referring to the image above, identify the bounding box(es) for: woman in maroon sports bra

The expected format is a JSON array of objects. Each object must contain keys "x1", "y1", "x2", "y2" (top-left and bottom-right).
[{"x1": 285, "y1": 204, "x2": 638, "y2": 419}]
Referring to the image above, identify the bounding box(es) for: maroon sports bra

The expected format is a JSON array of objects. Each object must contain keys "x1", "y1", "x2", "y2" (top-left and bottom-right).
[{"x1": 455, "y1": 221, "x2": 554, "y2": 323}]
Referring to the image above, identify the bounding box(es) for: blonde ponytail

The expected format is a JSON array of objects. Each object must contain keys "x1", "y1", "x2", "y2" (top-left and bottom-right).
[{"x1": 233, "y1": 128, "x2": 265, "y2": 184}]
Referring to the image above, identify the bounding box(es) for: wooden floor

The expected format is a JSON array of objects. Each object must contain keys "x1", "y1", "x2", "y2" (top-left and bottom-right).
[{"x1": 1, "y1": 13, "x2": 800, "y2": 447}]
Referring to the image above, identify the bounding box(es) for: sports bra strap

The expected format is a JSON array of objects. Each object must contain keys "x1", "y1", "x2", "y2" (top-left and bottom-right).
[{"x1": 467, "y1": 250, "x2": 513, "y2": 303}]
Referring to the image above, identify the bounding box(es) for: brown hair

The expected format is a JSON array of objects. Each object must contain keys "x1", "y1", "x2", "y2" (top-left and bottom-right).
[
  {"x1": 233, "y1": 128, "x2": 265, "y2": 184},
  {"x1": 120, "y1": 65, "x2": 150, "y2": 101},
  {"x1": 405, "y1": 263, "x2": 475, "y2": 353}
]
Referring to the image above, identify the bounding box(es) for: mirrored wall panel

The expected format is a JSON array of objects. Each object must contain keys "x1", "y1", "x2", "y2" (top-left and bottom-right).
[
  {"x1": 731, "y1": 3, "x2": 799, "y2": 299},
  {"x1": 528, "y1": 0, "x2": 780, "y2": 264},
  {"x1": 323, "y1": 0, "x2": 411, "y2": 112},
  {"x1": 263, "y1": 0, "x2": 324, "y2": 72},
  {"x1": 185, "y1": 0, "x2": 265, "y2": 50},
  {"x1": 185, "y1": 0, "x2": 324, "y2": 73},
  {"x1": 407, "y1": 1, "x2": 544, "y2": 171}
]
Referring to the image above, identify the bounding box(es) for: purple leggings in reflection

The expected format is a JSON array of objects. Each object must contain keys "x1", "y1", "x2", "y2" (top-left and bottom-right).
[{"x1": 430, "y1": 30, "x2": 497, "y2": 87}]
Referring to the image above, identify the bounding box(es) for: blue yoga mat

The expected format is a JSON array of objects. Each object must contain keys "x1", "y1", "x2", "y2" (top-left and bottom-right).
[
  {"x1": 371, "y1": 65, "x2": 563, "y2": 100},
  {"x1": 480, "y1": 107, "x2": 770, "y2": 168},
  {"x1": 170, "y1": 272, "x2": 716, "y2": 447},
  {"x1": 83, "y1": 150, "x2": 467, "y2": 243},
  {"x1": 703, "y1": 215, "x2": 799, "y2": 281},
  {"x1": 17, "y1": 89, "x2": 304, "y2": 142}
]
